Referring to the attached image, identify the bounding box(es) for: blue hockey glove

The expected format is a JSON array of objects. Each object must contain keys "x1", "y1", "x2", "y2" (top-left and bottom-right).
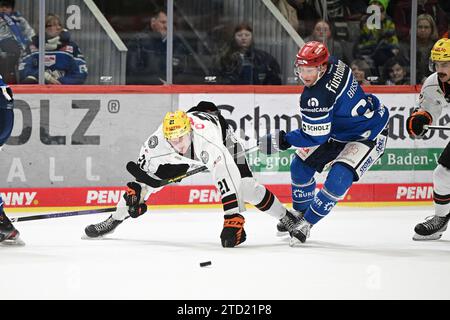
[{"x1": 258, "y1": 130, "x2": 291, "y2": 155}]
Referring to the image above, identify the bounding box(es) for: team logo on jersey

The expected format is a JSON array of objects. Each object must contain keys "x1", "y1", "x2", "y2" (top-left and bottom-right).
[
  {"x1": 307, "y1": 98, "x2": 319, "y2": 108},
  {"x1": 45, "y1": 55, "x2": 56, "y2": 66},
  {"x1": 200, "y1": 151, "x2": 209, "y2": 164},
  {"x1": 148, "y1": 136, "x2": 158, "y2": 148}
]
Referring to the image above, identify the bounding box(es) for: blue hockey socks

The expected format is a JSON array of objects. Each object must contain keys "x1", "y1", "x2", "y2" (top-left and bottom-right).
[
  {"x1": 292, "y1": 178, "x2": 316, "y2": 212},
  {"x1": 304, "y1": 163, "x2": 354, "y2": 224}
]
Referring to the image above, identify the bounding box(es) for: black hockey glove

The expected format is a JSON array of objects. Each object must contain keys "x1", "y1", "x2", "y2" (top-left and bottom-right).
[
  {"x1": 258, "y1": 130, "x2": 291, "y2": 155},
  {"x1": 406, "y1": 110, "x2": 432, "y2": 138},
  {"x1": 220, "y1": 214, "x2": 246, "y2": 248},
  {"x1": 123, "y1": 182, "x2": 148, "y2": 218}
]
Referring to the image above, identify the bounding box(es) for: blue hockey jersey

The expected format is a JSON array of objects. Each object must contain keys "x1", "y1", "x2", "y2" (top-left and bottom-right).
[
  {"x1": 285, "y1": 56, "x2": 389, "y2": 148},
  {"x1": 18, "y1": 41, "x2": 88, "y2": 85},
  {"x1": 0, "y1": 74, "x2": 14, "y2": 146}
]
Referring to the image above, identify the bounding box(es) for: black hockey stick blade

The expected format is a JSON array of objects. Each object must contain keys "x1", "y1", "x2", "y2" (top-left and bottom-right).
[
  {"x1": 10, "y1": 207, "x2": 117, "y2": 223},
  {"x1": 126, "y1": 161, "x2": 207, "y2": 188}
]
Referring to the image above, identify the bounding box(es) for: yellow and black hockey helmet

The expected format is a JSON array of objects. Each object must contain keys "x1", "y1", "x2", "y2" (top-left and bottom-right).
[
  {"x1": 431, "y1": 38, "x2": 450, "y2": 62},
  {"x1": 162, "y1": 110, "x2": 191, "y2": 140}
]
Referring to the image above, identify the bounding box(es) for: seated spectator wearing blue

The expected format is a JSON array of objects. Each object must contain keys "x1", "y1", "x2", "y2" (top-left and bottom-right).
[
  {"x1": 19, "y1": 14, "x2": 87, "y2": 85},
  {"x1": 126, "y1": 9, "x2": 193, "y2": 84},
  {"x1": 218, "y1": 22, "x2": 282, "y2": 85},
  {"x1": 0, "y1": 0, "x2": 35, "y2": 83}
]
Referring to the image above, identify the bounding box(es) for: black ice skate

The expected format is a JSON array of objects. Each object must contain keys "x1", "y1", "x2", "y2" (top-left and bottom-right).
[
  {"x1": 277, "y1": 210, "x2": 303, "y2": 236},
  {"x1": 289, "y1": 217, "x2": 312, "y2": 246},
  {"x1": 413, "y1": 213, "x2": 450, "y2": 241},
  {"x1": 0, "y1": 213, "x2": 24, "y2": 246},
  {"x1": 84, "y1": 215, "x2": 123, "y2": 238}
]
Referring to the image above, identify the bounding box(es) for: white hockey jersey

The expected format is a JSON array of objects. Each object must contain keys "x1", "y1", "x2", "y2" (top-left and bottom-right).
[
  {"x1": 136, "y1": 112, "x2": 246, "y2": 214},
  {"x1": 418, "y1": 72, "x2": 450, "y2": 123}
]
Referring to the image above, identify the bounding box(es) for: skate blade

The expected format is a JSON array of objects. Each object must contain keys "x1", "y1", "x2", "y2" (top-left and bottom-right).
[
  {"x1": 0, "y1": 237, "x2": 25, "y2": 246},
  {"x1": 289, "y1": 237, "x2": 303, "y2": 247},
  {"x1": 81, "y1": 234, "x2": 107, "y2": 240},
  {"x1": 276, "y1": 231, "x2": 289, "y2": 237},
  {"x1": 412, "y1": 233, "x2": 443, "y2": 241}
]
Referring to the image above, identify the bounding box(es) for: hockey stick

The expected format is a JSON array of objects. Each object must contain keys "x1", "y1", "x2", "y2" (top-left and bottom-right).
[
  {"x1": 424, "y1": 125, "x2": 450, "y2": 131},
  {"x1": 10, "y1": 207, "x2": 117, "y2": 223},
  {"x1": 126, "y1": 145, "x2": 259, "y2": 188}
]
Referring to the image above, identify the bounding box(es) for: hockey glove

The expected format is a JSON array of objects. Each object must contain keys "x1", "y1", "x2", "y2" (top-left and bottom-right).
[
  {"x1": 123, "y1": 182, "x2": 148, "y2": 218},
  {"x1": 220, "y1": 214, "x2": 246, "y2": 248},
  {"x1": 406, "y1": 110, "x2": 432, "y2": 137},
  {"x1": 258, "y1": 130, "x2": 291, "y2": 155}
]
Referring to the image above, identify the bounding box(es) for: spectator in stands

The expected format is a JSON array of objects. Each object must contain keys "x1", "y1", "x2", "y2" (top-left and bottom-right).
[
  {"x1": 218, "y1": 22, "x2": 282, "y2": 85},
  {"x1": 312, "y1": 0, "x2": 368, "y2": 22},
  {"x1": 304, "y1": 20, "x2": 348, "y2": 63},
  {"x1": 382, "y1": 56, "x2": 410, "y2": 85},
  {"x1": 286, "y1": 0, "x2": 320, "y2": 37},
  {"x1": 350, "y1": 59, "x2": 373, "y2": 85},
  {"x1": 271, "y1": 0, "x2": 299, "y2": 32},
  {"x1": 392, "y1": 0, "x2": 448, "y2": 42},
  {"x1": 0, "y1": 0, "x2": 35, "y2": 83},
  {"x1": 354, "y1": 0, "x2": 400, "y2": 77},
  {"x1": 126, "y1": 9, "x2": 196, "y2": 85},
  {"x1": 18, "y1": 14, "x2": 87, "y2": 84},
  {"x1": 399, "y1": 14, "x2": 439, "y2": 84}
]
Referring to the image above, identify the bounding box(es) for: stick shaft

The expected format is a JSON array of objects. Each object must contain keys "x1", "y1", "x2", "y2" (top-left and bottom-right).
[
  {"x1": 10, "y1": 207, "x2": 116, "y2": 223},
  {"x1": 424, "y1": 125, "x2": 450, "y2": 131},
  {"x1": 127, "y1": 145, "x2": 259, "y2": 188}
]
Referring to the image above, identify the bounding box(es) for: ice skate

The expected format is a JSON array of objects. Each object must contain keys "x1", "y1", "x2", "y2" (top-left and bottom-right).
[
  {"x1": 0, "y1": 215, "x2": 25, "y2": 246},
  {"x1": 289, "y1": 218, "x2": 312, "y2": 246},
  {"x1": 84, "y1": 215, "x2": 123, "y2": 239},
  {"x1": 413, "y1": 213, "x2": 450, "y2": 241},
  {"x1": 277, "y1": 210, "x2": 303, "y2": 236}
]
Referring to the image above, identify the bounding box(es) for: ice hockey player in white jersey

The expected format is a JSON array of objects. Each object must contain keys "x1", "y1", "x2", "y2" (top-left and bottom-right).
[
  {"x1": 258, "y1": 41, "x2": 389, "y2": 246},
  {"x1": 407, "y1": 38, "x2": 450, "y2": 241},
  {"x1": 84, "y1": 101, "x2": 299, "y2": 247}
]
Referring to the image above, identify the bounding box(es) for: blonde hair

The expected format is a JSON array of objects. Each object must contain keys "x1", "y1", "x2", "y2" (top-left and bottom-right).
[
  {"x1": 417, "y1": 14, "x2": 438, "y2": 41},
  {"x1": 45, "y1": 13, "x2": 63, "y2": 28}
]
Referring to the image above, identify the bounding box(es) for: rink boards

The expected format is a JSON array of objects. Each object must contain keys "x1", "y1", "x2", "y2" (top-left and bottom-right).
[
  {"x1": 0, "y1": 183, "x2": 434, "y2": 209},
  {"x1": 0, "y1": 85, "x2": 444, "y2": 209}
]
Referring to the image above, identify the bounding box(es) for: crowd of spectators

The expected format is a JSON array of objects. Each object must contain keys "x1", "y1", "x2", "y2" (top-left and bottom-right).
[
  {"x1": 122, "y1": 0, "x2": 449, "y2": 86},
  {"x1": 3, "y1": 0, "x2": 450, "y2": 85},
  {"x1": 271, "y1": 0, "x2": 450, "y2": 85}
]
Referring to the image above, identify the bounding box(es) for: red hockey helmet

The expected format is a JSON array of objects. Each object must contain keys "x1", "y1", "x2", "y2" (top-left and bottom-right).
[{"x1": 295, "y1": 41, "x2": 329, "y2": 69}]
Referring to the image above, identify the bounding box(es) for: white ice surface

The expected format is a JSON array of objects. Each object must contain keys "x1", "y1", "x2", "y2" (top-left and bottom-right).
[{"x1": 1, "y1": 205, "x2": 450, "y2": 300}]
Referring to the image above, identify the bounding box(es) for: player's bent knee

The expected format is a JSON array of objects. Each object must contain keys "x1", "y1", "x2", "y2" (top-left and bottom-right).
[
  {"x1": 324, "y1": 163, "x2": 354, "y2": 198},
  {"x1": 290, "y1": 155, "x2": 315, "y2": 184}
]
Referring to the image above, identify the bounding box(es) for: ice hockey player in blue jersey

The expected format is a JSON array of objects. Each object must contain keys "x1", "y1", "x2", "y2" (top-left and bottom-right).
[
  {"x1": 18, "y1": 14, "x2": 87, "y2": 85},
  {"x1": 259, "y1": 41, "x2": 389, "y2": 246},
  {"x1": 0, "y1": 74, "x2": 23, "y2": 245}
]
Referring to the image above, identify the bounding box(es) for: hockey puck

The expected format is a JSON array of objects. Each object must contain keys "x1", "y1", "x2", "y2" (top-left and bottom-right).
[{"x1": 200, "y1": 261, "x2": 212, "y2": 267}]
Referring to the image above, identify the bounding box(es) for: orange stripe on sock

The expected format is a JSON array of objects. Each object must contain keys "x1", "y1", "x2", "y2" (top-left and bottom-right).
[{"x1": 259, "y1": 192, "x2": 273, "y2": 210}]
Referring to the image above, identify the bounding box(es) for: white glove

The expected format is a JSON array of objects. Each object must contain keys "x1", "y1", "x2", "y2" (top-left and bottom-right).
[
  {"x1": 0, "y1": 145, "x2": 4, "y2": 152},
  {"x1": 45, "y1": 36, "x2": 61, "y2": 50},
  {"x1": 44, "y1": 70, "x2": 62, "y2": 84}
]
